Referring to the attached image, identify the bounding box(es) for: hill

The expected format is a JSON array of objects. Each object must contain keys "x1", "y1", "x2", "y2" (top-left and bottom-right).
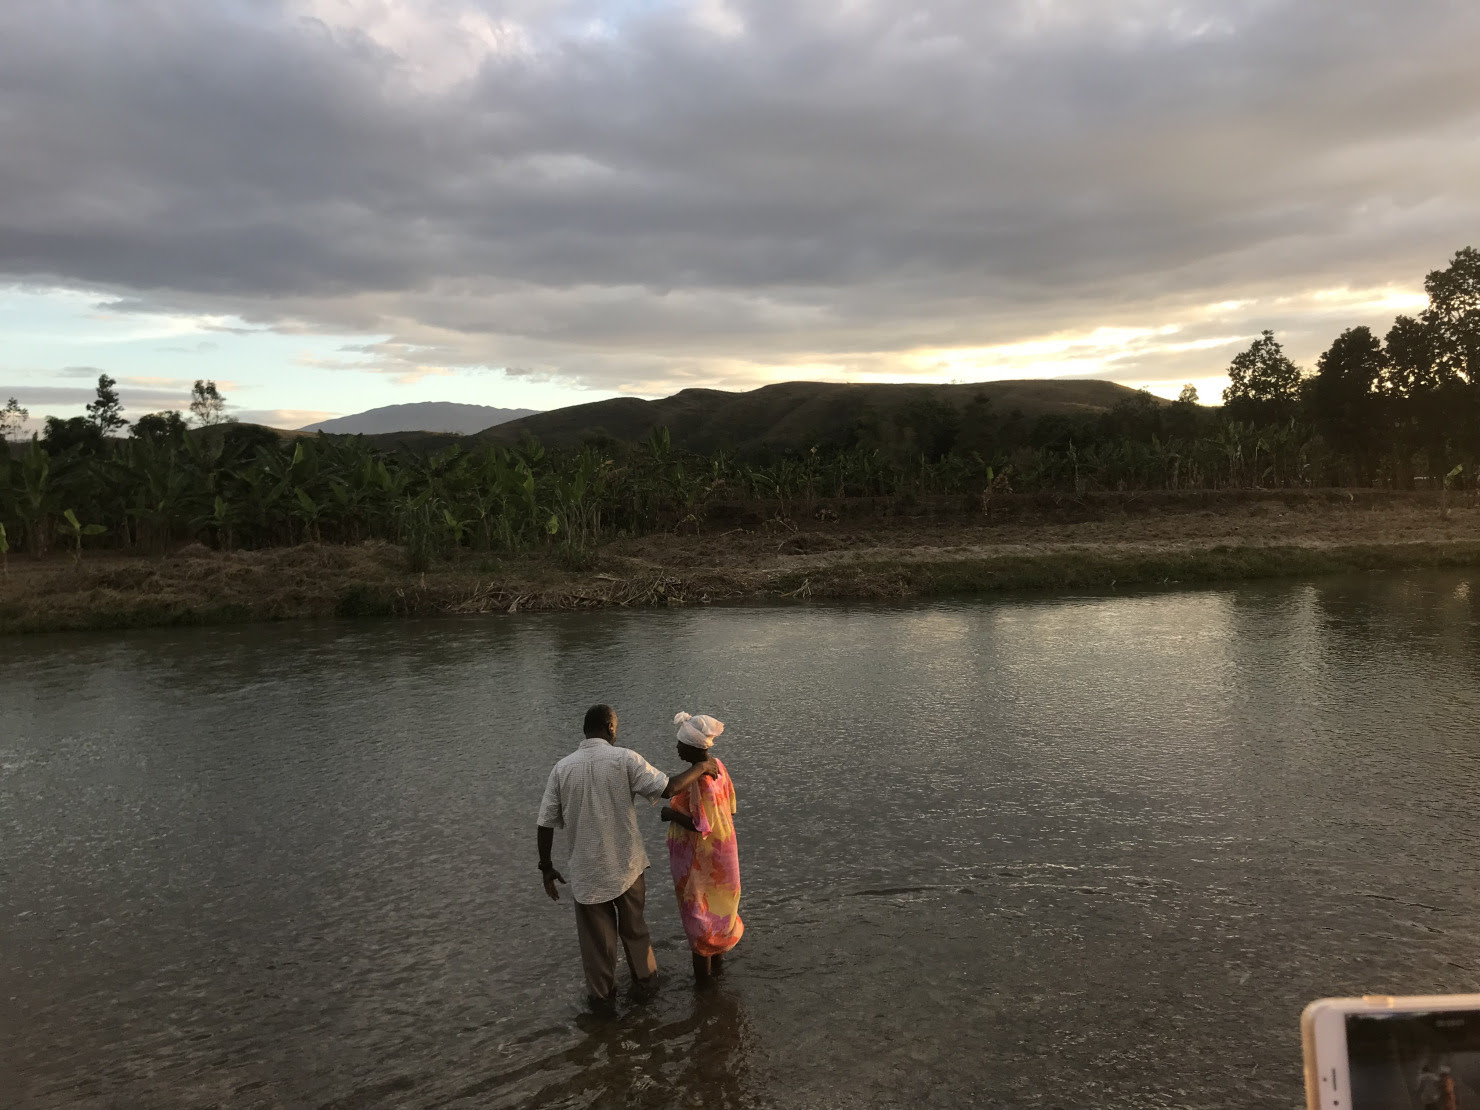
[
  {"x1": 300, "y1": 402, "x2": 538, "y2": 435},
  {"x1": 479, "y1": 379, "x2": 1158, "y2": 455}
]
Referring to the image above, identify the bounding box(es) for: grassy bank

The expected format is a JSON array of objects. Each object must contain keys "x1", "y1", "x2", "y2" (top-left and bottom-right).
[
  {"x1": 810, "y1": 541, "x2": 1480, "y2": 599},
  {"x1": 3, "y1": 490, "x2": 1478, "y2": 633}
]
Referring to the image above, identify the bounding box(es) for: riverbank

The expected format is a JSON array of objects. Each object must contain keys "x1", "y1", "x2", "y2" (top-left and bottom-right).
[{"x1": 3, "y1": 489, "x2": 1478, "y2": 633}]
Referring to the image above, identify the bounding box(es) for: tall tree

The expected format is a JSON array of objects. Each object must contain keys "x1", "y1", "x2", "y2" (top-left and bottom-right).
[
  {"x1": 1421, "y1": 246, "x2": 1480, "y2": 386},
  {"x1": 1166, "y1": 383, "x2": 1207, "y2": 440},
  {"x1": 85, "y1": 374, "x2": 128, "y2": 434},
  {"x1": 132, "y1": 410, "x2": 188, "y2": 444},
  {"x1": 1309, "y1": 326, "x2": 1384, "y2": 479},
  {"x1": 190, "y1": 380, "x2": 228, "y2": 426},
  {"x1": 0, "y1": 397, "x2": 28, "y2": 441},
  {"x1": 41, "y1": 416, "x2": 105, "y2": 454},
  {"x1": 1222, "y1": 330, "x2": 1303, "y2": 425},
  {"x1": 1418, "y1": 246, "x2": 1480, "y2": 459},
  {"x1": 1383, "y1": 313, "x2": 1465, "y2": 481},
  {"x1": 1382, "y1": 314, "x2": 1444, "y2": 397}
]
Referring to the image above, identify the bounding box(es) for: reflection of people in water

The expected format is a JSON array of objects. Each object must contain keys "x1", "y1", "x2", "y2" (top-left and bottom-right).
[
  {"x1": 1440, "y1": 1062, "x2": 1457, "y2": 1110},
  {"x1": 675, "y1": 989, "x2": 753, "y2": 1104},
  {"x1": 524, "y1": 989, "x2": 752, "y2": 1107},
  {"x1": 660, "y1": 712, "x2": 744, "y2": 984},
  {"x1": 1418, "y1": 1057, "x2": 1444, "y2": 1110}
]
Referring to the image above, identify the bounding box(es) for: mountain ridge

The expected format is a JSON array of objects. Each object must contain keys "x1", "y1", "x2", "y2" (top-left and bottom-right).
[
  {"x1": 476, "y1": 379, "x2": 1160, "y2": 455},
  {"x1": 300, "y1": 401, "x2": 538, "y2": 435}
]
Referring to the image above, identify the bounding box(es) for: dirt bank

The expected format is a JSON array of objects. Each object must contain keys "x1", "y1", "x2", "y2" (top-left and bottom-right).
[{"x1": 3, "y1": 490, "x2": 1478, "y2": 633}]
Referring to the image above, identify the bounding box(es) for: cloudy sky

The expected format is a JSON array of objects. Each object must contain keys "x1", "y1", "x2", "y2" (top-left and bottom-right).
[{"x1": 2, "y1": 0, "x2": 1477, "y2": 429}]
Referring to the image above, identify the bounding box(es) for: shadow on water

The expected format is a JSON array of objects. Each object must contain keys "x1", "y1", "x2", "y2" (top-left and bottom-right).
[{"x1": 473, "y1": 989, "x2": 755, "y2": 1110}]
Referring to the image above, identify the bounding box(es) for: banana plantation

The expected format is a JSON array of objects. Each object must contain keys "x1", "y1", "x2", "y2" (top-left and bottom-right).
[
  {"x1": 2, "y1": 245, "x2": 1476, "y2": 566},
  {"x1": 0, "y1": 407, "x2": 1471, "y2": 568}
]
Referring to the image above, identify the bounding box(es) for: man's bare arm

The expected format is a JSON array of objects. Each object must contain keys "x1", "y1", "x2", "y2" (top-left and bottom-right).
[{"x1": 537, "y1": 826, "x2": 565, "y2": 901}]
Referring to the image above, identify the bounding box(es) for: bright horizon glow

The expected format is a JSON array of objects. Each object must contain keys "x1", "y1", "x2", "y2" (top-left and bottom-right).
[
  {"x1": 0, "y1": 285, "x2": 614, "y2": 431},
  {"x1": 0, "y1": 274, "x2": 1434, "y2": 432}
]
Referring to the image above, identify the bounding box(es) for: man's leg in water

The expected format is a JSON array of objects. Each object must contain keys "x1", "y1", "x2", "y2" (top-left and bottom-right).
[
  {"x1": 613, "y1": 874, "x2": 658, "y2": 989},
  {"x1": 574, "y1": 898, "x2": 620, "y2": 1007}
]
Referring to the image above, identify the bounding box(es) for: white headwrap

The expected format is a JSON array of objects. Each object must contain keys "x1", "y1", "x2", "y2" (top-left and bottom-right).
[{"x1": 674, "y1": 711, "x2": 725, "y2": 749}]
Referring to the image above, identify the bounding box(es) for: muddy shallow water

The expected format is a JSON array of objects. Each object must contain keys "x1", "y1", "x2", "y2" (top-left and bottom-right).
[{"x1": 4, "y1": 572, "x2": 1480, "y2": 1109}]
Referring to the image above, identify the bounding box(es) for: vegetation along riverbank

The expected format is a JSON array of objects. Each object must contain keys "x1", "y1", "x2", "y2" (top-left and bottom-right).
[
  {"x1": 2, "y1": 490, "x2": 1477, "y2": 633},
  {"x1": 3, "y1": 246, "x2": 1477, "y2": 632}
]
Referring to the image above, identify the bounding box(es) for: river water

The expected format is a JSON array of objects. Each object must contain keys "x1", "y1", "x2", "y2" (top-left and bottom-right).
[{"x1": 4, "y1": 573, "x2": 1480, "y2": 1109}]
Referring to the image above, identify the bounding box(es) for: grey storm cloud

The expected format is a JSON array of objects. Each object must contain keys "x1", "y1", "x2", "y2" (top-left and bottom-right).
[{"x1": 2, "y1": 0, "x2": 1479, "y2": 389}]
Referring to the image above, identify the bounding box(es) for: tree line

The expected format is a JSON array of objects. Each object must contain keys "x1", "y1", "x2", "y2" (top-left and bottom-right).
[
  {"x1": 1219, "y1": 245, "x2": 1480, "y2": 486},
  {"x1": 1, "y1": 247, "x2": 1476, "y2": 565}
]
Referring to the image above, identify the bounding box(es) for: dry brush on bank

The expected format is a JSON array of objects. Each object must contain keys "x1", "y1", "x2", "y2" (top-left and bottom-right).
[{"x1": 3, "y1": 492, "x2": 1477, "y2": 634}]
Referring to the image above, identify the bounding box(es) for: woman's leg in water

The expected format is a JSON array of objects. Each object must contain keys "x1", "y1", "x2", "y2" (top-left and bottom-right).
[
  {"x1": 710, "y1": 953, "x2": 724, "y2": 975},
  {"x1": 692, "y1": 953, "x2": 712, "y2": 981}
]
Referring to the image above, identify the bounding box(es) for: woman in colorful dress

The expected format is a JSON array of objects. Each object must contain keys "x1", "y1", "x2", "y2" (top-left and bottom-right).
[{"x1": 660, "y1": 711, "x2": 743, "y2": 983}]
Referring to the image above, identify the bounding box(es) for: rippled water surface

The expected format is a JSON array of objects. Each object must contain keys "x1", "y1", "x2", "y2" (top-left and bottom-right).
[{"x1": 4, "y1": 573, "x2": 1480, "y2": 1109}]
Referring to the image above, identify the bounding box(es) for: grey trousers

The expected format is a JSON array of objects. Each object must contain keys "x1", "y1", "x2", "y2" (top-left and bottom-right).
[{"x1": 574, "y1": 873, "x2": 658, "y2": 1000}]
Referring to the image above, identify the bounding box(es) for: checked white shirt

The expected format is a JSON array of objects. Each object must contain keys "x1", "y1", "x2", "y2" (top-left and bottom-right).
[{"x1": 538, "y1": 738, "x2": 670, "y2": 905}]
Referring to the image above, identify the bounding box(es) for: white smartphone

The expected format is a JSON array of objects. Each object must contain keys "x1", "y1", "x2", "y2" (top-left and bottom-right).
[{"x1": 1302, "y1": 994, "x2": 1480, "y2": 1110}]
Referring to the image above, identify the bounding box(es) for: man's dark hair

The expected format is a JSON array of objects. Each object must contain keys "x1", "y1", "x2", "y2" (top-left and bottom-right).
[{"x1": 584, "y1": 704, "x2": 615, "y2": 736}]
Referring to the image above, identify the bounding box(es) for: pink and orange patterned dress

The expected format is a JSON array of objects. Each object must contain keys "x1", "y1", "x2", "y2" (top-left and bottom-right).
[{"x1": 666, "y1": 759, "x2": 744, "y2": 957}]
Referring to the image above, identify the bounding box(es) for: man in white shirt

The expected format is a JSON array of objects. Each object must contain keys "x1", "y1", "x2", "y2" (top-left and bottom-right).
[{"x1": 537, "y1": 703, "x2": 718, "y2": 1008}]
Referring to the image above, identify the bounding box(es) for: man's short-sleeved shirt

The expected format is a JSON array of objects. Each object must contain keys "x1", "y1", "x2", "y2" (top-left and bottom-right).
[{"x1": 538, "y1": 738, "x2": 670, "y2": 904}]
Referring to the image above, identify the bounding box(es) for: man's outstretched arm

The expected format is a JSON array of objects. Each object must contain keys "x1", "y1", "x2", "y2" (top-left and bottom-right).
[
  {"x1": 660, "y1": 758, "x2": 719, "y2": 799},
  {"x1": 537, "y1": 826, "x2": 565, "y2": 901}
]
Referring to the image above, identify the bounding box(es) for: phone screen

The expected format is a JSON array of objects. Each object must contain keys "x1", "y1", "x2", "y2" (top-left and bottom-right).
[{"x1": 1347, "y1": 1009, "x2": 1480, "y2": 1109}]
